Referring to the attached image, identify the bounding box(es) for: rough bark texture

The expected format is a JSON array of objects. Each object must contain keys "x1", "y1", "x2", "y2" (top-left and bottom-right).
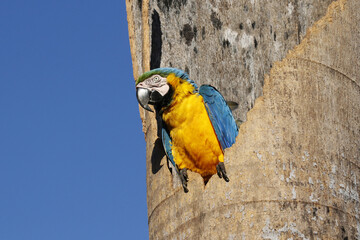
[{"x1": 126, "y1": 0, "x2": 360, "y2": 239}]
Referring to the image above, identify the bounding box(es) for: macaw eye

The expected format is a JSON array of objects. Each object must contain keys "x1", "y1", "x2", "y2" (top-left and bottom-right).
[{"x1": 153, "y1": 76, "x2": 160, "y2": 83}]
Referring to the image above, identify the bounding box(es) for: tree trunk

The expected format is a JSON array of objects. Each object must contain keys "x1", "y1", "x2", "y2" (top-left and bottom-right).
[{"x1": 126, "y1": 0, "x2": 360, "y2": 239}]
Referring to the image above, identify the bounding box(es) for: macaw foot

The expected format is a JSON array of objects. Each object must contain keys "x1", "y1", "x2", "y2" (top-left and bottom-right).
[
  {"x1": 216, "y1": 162, "x2": 229, "y2": 182},
  {"x1": 179, "y1": 168, "x2": 189, "y2": 193}
]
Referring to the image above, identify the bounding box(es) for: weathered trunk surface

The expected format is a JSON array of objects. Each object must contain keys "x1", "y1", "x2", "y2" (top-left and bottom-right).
[{"x1": 126, "y1": 0, "x2": 360, "y2": 239}]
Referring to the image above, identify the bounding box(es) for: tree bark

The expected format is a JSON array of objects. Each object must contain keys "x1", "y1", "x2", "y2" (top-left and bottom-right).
[{"x1": 126, "y1": 0, "x2": 360, "y2": 239}]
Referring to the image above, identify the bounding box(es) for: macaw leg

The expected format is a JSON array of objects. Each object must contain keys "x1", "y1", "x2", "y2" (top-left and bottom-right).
[
  {"x1": 179, "y1": 168, "x2": 189, "y2": 193},
  {"x1": 216, "y1": 162, "x2": 230, "y2": 182}
]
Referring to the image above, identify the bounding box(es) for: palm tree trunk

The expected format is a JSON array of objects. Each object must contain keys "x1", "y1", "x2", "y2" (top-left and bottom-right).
[{"x1": 126, "y1": 0, "x2": 360, "y2": 238}]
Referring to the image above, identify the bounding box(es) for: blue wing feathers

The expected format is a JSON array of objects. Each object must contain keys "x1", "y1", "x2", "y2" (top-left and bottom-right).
[
  {"x1": 199, "y1": 85, "x2": 238, "y2": 150},
  {"x1": 161, "y1": 126, "x2": 176, "y2": 168}
]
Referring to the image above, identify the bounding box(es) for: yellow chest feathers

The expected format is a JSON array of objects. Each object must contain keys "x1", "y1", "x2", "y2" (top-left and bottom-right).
[{"x1": 162, "y1": 76, "x2": 223, "y2": 177}]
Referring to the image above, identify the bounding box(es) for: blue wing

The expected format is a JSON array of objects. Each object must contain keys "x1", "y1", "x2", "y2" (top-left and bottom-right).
[
  {"x1": 161, "y1": 126, "x2": 176, "y2": 168},
  {"x1": 199, "y1": 85, "x2": 238, "y2": 150}
]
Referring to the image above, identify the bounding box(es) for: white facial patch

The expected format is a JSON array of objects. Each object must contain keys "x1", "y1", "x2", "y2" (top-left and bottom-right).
[
  {"x1": 136, "y1": 75, "x2": 169, "y2": 96},
  {"x1": 154, "y1": 84, "x2": 170, "y2": 96}
]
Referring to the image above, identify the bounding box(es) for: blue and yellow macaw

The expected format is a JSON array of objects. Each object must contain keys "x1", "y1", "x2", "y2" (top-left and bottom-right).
[{"x1": 136, "y1": 68, "x2": 238, "y2": 192}]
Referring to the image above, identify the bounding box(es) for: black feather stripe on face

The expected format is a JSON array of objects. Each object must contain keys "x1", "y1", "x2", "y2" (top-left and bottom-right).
[{"x1": 158, "y1": 87, "x2": 174, "y2": 114}]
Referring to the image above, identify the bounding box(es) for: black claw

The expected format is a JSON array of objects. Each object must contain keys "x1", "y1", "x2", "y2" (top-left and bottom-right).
[
  {"x1": 180, "y1": 168, "x2": 188, "y2": 182},
  {"x1": 179, "y1": 168, "x2": 189, "y2": 193},
  {"x1": 223, "y1": 174, "x2": 230, "y2": 182},
  {"x1": 216, "y1": 162, "x2": 230, "y2": 182},
  {"x1": 216, "y1": 164, "x2": 223, "y2": 178}
]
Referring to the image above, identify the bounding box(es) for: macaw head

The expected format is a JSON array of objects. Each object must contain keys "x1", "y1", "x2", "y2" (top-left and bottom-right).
[{"x1": 135, "y1": 68, "x2": 196, "y2": 112}]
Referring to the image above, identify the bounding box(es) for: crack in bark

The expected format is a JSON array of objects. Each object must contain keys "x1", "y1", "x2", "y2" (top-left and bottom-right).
[
  {"x1": 157, "y1": 199, "x2": 360, "y2": 239},
  {"x1": 295, "y1": 57, "x2": 359, "y2": 89}
]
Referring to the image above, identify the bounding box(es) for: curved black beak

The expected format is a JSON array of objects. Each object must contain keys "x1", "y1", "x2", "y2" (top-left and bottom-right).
[{"x1": 136, "y1": 88, "x2": 153, "y2": 112}]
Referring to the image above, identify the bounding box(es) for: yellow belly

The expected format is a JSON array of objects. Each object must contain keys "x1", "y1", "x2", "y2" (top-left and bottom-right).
[{"x1": 162, "y1": 93, "x2": 224, "y2": 178}]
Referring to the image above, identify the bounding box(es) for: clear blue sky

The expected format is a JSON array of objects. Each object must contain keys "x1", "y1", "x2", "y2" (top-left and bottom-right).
[{"x1": 0, "y1": 1, "x2": 148, "y2": 239}]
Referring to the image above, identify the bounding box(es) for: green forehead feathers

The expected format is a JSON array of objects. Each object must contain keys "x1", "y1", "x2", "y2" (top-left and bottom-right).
[{"x1": 136, "y1": 68, "x2": 190, "y2": 85}]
